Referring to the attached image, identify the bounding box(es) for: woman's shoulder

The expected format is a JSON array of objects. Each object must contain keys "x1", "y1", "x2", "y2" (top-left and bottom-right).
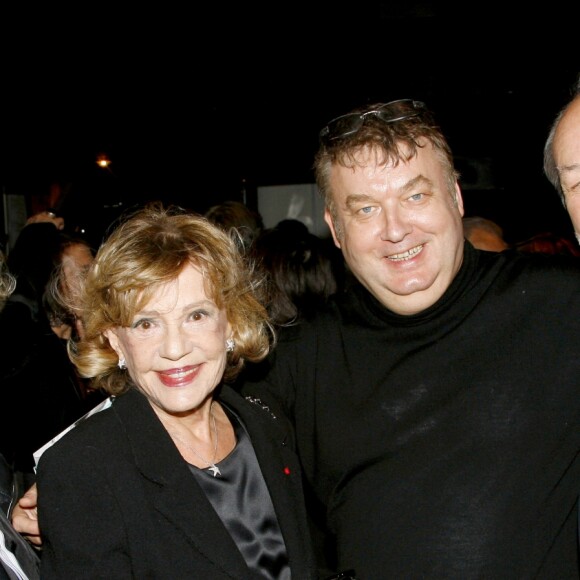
[
  {"x1": 36, "y1": 397, "x2": 119, "y2": 467},
  {"x1": 220, "y1": 385, "x2": 294, "y2": 440}
]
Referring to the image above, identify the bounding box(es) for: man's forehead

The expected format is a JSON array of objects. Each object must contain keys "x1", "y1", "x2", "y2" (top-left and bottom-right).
[
  {"x1": 555, "y1": 98, "x2": 580, "y2": 160},
  {"x1": 336, "y1": 139, "x2": 434, "y2": 171}
]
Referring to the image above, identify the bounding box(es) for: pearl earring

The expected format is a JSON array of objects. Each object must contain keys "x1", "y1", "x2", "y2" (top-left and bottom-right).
[
  {"x1": 225, "y1": 338, "x2": 235, "y2": 352},
  {"x1": 118, "y1": 357, "x2": 126, "y2": 370}
]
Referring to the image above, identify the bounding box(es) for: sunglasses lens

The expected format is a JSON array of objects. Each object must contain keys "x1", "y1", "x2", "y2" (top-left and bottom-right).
[
  {"x1": 375, "y1": 99, "x2": 424, "y2": 123},
  {"x1": 323, "y1": 114, "x2": 364, "y2": 142}
]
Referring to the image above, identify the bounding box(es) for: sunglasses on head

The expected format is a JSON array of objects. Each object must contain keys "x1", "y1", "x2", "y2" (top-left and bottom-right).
[{"x1": 319, "y1": 99, "x2": 426, "y2": 145}]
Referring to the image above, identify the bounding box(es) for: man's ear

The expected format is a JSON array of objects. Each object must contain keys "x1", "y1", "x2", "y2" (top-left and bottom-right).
[
  {"x1": 324, "y1": 208, "x2": 342, "y2": 249},
  {"x1": 454, "y1": 183, "x2": 465, "y2": 216}
]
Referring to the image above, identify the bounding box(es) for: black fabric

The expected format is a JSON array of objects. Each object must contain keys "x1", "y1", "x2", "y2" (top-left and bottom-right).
[
  {"x1": 242, "y1": 243, "x2": 580, "y2": 578},
  {"x1": 0, "y1": 299, "x2": 104, "y2": 475},
  {"x1": 190, "y1": 408, "x2": 290, "y2": 579},
  {"x1": 36, "y1": 387, "x2": 317, "y2": 578},
  {"x1": 0, "y1": 510, "x2": 40, "y2": 580},
  {"x1": 0, "y1": 455, "x2": 13, "y2": 518},
  {"x1": 0, "y1": 453, "x2": 40, "y2": 580}
]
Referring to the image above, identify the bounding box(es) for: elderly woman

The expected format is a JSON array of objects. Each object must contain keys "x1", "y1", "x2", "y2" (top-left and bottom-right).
[{"x1": 35, "y1": 205, "x2": 317, "y2": 579}]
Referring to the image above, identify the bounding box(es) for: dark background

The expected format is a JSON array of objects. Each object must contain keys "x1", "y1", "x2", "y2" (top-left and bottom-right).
[{"x1": 1, "y1": 10, "x2": 578, "y2": 249}]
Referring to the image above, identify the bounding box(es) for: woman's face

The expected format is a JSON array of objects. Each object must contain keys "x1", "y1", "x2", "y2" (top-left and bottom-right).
[{"x1": 105, "y1": 263, "x2": 232, "y2": 416}]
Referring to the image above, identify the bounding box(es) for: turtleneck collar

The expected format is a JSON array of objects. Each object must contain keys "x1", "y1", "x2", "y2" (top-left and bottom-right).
[{"x1": 347, "y1": 241, "x2": 499, "y2": 327}]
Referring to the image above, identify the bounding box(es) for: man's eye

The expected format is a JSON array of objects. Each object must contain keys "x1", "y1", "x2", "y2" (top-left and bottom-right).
[
  {"x1": 409, "y1": 193, "x2": 424, "y2": 202},
  {"x1": 359, "y1": 206, "x2": 374, "y2": 215}
]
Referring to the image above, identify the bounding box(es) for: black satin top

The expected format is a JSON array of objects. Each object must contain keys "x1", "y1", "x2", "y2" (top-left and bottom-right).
[{"x1": 188, "y1": 406, "x2": 291, "y2": 580}]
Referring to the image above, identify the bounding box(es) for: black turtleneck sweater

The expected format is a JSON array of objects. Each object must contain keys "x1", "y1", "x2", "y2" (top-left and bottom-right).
[{"x1": 242, "y1": 243, "x2": 580, "y2": 578}]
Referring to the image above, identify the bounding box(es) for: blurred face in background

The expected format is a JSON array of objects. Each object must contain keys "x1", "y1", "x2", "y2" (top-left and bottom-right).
[
  {"x1": 466, "y1": 229, "x2": 508, "y2": 252},
  {"x1": 61, "y1": 243, "x2": 93, "y2": 296},
  {"x1": 61, "y1": 242, "x2": 94, "y2": 338}
]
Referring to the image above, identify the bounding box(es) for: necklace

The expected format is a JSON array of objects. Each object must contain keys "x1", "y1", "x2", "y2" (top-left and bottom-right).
[{"x1": 170, "y1": 402, "x2": 221, "y2": 477}]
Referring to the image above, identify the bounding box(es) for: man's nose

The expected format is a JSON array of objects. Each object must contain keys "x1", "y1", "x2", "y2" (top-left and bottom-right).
[{"x1": 379, "y1": 207, "x2": 411, "y2": 242}]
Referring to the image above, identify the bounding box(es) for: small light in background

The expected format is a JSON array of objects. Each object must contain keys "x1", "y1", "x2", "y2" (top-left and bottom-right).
[{"x1": 96, "y1": 153, "x2": 111, "y2": 169}]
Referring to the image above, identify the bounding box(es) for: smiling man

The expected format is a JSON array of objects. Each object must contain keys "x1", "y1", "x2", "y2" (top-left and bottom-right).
[
  {"x1": 12, "y1": 99, "x2": 580, "y2": 578},
  {"x1": 243, "y1": 99, "x2": 580, "y2": 577},
  {"x1": 544, "y1": 76, "x2": 580, "y2": 243}
]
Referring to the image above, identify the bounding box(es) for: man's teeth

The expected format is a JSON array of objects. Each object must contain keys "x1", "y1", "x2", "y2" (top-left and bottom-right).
[{"x1": 388, "y1": 245, "x2": 423, "y2": 261}]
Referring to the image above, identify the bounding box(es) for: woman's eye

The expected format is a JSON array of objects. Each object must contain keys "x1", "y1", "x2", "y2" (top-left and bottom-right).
[
  {"x1": 133, "y1": 319, "x2": 153, "y2": 330},
  {"x1": 190, "y1": 310, "x2": 207, "y2": 322}
]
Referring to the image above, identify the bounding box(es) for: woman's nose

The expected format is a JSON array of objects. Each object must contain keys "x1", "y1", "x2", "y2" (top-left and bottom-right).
[{"x1": 160, "y1": 325, "x2": 191, "y2": 360}]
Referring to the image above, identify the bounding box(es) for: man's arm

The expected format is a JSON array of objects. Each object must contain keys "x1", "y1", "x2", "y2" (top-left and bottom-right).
[{"x1": 11, "y1": 484, "x2": 41, "y2": 547}]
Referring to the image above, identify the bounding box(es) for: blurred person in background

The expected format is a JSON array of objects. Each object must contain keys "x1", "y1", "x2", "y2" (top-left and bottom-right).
[
  {"x1": 0, "y1": 250, "x2": 41, "y2": 580},
  {"x1": 514, "y1": 230, "x2": 580, "y2": 257},
  {"x1": 44, "y1": 233, "x2": 96, "y2": 340},
  {"x1": 205, "y1": 200, "x2": 264, "y2": 254},
  {"x1": 0, "y1": 250, "x2": 16, "y2": 308},
  {"x1": 544, "y1": 74, "x2": 580, "y2": 243},
  {"x1": 0, "y1": 213, "x2": 103, "y2": 489},
  {"x1": 462, "y1": 215, "x2": 509, "y2": 252},
  {"x1": 250, "y1": 219, "x2": 343, "y2": 327}
]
